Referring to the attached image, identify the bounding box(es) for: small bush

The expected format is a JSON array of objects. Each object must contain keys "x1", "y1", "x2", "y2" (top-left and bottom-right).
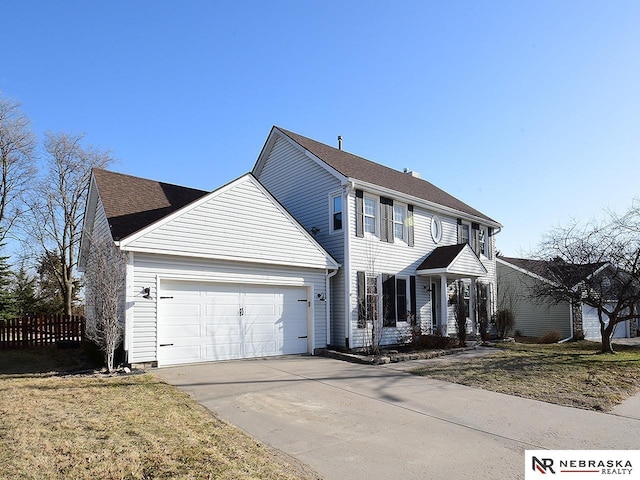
[
  {"x1": 539, "y1": 329, "x2": 562, "y2": 344},
  {"x1": 492, "y1": 308, "x2": 515, "y2": 338},
  {"x1": 416, "y1": 334, "x2": 457, "y2": 349}
]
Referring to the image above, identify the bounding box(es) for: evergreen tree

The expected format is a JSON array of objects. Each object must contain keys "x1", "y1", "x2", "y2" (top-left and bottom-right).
[
  {"x1": 12, "y1": 265, "x2": 41, "y2": 317},
  {"x1": 0, "y1": 249, "x2": 16, "y2": 320}
]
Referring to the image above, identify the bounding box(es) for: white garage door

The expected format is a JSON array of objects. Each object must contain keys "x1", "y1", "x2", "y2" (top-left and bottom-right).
[
  {"x1": 158, "y1": 280, "x2": 309, "y2": 366},
  {"x1": 582, "y1": 305, "x2": 629, "y2": 340}
]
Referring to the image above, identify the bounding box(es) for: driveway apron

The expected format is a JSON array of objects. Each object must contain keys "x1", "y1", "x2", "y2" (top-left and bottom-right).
[{"x1": 155, "y1": 356, "x2": 640, "y2": 480}]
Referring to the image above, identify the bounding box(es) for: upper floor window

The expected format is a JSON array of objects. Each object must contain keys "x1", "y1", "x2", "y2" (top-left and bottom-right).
[
  {"x1": 459, "y1": 222, "x2": 470, "y2": 246},
  {"x1": 331, "y1": 194, "x2": 342, "y2": 232},
  {"x1": 479, "y1": 227, "x2": 487, "y2": 257},
  {"x1": 364, "y1": 196, "x2": 377, "y2": 234},
  {"x1": 393, "y1": 204, "x2": 406, "y2": 241}
]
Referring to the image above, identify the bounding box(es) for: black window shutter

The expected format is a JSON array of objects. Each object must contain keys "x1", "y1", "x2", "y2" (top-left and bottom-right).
[
  {"x1": 357, "y1": 271, "x2": 366, "y2": 328},
  {"x1": 382, "y1": 274, "x2": 396, "y2": 327},
  {"x1": 410, "y1": 276, "x2": 417, "y2": 325},
  {"x1": 355, "y1": 190, "x2": 364, "y2": 238},
  {"x1": 380, "y1": 197, "x2": 393, "y2": 243},
  {"x1": 407, "y1": 205, "x2": 415, "y2": 247},
  {"x1": 457, "y1": 218, "x2": 462, "y2": 243}
]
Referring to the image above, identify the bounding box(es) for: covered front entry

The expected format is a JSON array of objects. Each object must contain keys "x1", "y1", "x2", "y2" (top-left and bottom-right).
[
  {"x1": 158, "y1": 280, "x2": 310, "y2": 366},
  {"x1": 417, "y1": 243, "x2": 489, "y2": 336}
]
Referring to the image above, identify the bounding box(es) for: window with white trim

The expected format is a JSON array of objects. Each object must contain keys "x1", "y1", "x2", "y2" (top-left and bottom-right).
[
  {"x1": 479, "y1": 227, "x2": 487, "y2": 257},
  {"x1": 366, "y1": 274, "x2": 378, "y2": 323},
  {"x1": 364, "y1": 196, "x2": 377, "y2": 234},
  {"x1": 460, "y1": 222, "x2": 470, "y2": 246},
  {"x1": 393, "y1": 204, "x2": 406, "y2": 241},
  {"x1": 395, "y1": 276, "x2": 409, "y2": 322},
  {"x1": 331, "y1": 193, "x2": 342, "y2": 232}
]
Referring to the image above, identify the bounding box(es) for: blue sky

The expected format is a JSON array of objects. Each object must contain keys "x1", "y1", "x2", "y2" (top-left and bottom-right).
[{"x1": 2, "y1": 1, "x2": 639, "y2": 257}]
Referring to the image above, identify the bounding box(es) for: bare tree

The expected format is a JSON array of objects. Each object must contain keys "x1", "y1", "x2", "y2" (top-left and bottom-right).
[
  {"x1": 532, "y1": 202, "x2": 640, "y2": 353},
  {"x1": 26, "y1": 132, "x2": 113, "y2": 315},
  {"x1": 84, "y1": 236, "x2": 126, "y2": 372},
  {"x1": 451, "y1": 280, "x2": 468, "y2": 346},
  {"x1": 0, "y1": 94, "x2": 37, "y2": 242}
]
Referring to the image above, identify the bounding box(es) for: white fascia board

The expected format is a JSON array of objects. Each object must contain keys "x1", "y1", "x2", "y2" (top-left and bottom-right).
[
  {"x1": 303, "y1": 150, "x2": 348, "y2": 183},
  {"x1": 253, "y1": 128, "x2": 348, "y2": 185},
  {"x1": 252, "y1": 127, "x2": 279, "y2": 177},
  {"x1": 119, "y1": 245, "x2": 337, "y2": 270},
  {"x1": 453, "y1": 244, "x2": 488, "y2": 275},
  {"x1": 274, "y1": 128, "x2": 347, "y2": 183},
  {"x1": 496, "y1": 257, "x2": 558, "y2": 286},
  {"x1": 118, "y1": 174, "x2": 248, "y2": 248},
  {"x1": 580, "y1": 262, "x2": 611, "y2": 286},
  {"x1": 79, "y1": 174, "x2": 112, "y2": 271},
  {"x1": 349, "y1": 178, "x2": 502, "y2": 229},
  {"x1": 416, "y1": 268, "x2": 448, "y2": 276},
  {"x1": 249, "y1": 176, "x2": 341, "y2": 270},
  {"x1": 118, "y1": 173, "x2": 340, "y2": 270}
]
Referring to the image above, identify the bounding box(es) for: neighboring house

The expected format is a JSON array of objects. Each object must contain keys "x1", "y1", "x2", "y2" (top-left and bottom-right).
[
  {"x1": 79, "y1": 169, "x2": 339, "y2": 367},
  {"x1": 497, "y1": 256, "x2": 637, "y2": 340},
  {"x1": 253, "y1": 127, "x2": 502, "y2": 350}
]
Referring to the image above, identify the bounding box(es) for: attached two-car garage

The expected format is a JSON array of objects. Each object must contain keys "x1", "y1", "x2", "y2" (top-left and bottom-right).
[
  {"x1": 157, "y1": 280, "x2": 312, "y2": 366},
  {"x1": 82, "y1": 173, "x2": 340, "y2": 367}
]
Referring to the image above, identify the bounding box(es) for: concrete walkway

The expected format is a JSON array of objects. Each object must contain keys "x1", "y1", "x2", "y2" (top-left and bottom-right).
[{"x1": 155, "y1": 354, "x2": 640, "y2": 480}]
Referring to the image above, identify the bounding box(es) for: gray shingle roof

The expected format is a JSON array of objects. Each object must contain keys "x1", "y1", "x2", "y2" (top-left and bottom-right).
[
  {"x1": 93, "y1": 169, "x2": 209, "y2": 241},
  {"x1": 498, "y1": 256, "x2": 606, "y2": 286},
  {"x1": 276, "y1": 127, "x2": 499, "y2": 225},
  {"x1": 416, "y1": 244, "x2": 468, "y2": 271}
]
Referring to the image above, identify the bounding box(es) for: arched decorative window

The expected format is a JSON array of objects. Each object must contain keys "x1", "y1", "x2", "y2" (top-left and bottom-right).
[{"x1": 431, "y1": 215, "x2": 442, "y2": 244}]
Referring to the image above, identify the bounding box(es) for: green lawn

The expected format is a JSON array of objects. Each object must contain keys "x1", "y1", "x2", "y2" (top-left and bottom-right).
[
  {"x1": 410, "y1": 340, "x2": 640, "y2": 411},
  {"x1": 0, "y1": 347, "x2": 320, "y2": 480}
]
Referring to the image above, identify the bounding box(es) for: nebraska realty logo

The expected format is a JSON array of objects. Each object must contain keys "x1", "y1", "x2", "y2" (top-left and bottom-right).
[{"x1": 525, "y1": 451, "x2": 640, "y2": 479}]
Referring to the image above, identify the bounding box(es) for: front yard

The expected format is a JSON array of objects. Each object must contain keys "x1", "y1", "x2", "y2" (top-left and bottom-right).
[
  {"x1": 410, "y1": 340, "x2": 640, "y2": 411},
  {"x1": 0, "y1": 348, "x2": 319, "y2": 480}
]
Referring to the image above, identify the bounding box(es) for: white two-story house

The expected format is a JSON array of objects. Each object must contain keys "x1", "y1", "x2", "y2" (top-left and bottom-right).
[{"x1": 253, "y1": 127, "x2": 502, "y2": 351}]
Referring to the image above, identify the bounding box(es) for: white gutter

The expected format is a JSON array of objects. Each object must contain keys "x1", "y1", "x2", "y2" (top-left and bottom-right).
[
  {"x1": 325, "y1": 268, "x2": 338, "y2": 345},
  {"x1": 348, "y1": 178, "x2": 502, "y2": 229}
]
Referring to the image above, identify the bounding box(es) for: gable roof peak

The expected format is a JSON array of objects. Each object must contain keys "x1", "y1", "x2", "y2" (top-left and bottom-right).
[
  {"x1": 92, "y1": 168, "x2": 210, "y2": 241},
  {"x1": 272, "y1": 127, "x2": 500, "y2": 226}
]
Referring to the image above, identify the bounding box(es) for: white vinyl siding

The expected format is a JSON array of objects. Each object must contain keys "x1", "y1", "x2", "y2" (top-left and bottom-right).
[
  {"x1": 255, "y1": 135, "x2": 346, "y2": 346},
  {"x1": 257, "y1": 136, "x2": 344, "y2": 262},
  {"x1": 124, "y1": 176, "x2": 334, "y2": 270},
  {"x1": 128, "y1": 253, "x2": 328, "y2": 364},
  {"x1": 348, "y1": 191, "x2": 497, "y2": 348}
]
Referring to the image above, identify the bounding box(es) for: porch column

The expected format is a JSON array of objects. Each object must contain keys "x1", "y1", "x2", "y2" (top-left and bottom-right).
[
  {"x1": 440, "y1": 274, "x2": 448, "y2": 335},
  {"x1": 470, "y1": 278, "x2": 477, "y2": 336}
]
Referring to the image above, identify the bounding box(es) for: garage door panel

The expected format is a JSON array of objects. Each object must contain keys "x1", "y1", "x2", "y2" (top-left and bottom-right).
[
  {"x1": 243, "y1": 340, "x2": 278, "y2": 357},
  {"x1": 162, "y1": 324, "x2": 201, "y2": 338},
  {"x1": 158, "y1": 281, "x2": 308, "y2": 366},
  {"x1": 204, "y1": 343, "x2": 242, "y2": 360},
  {"x1": 161, "y1": 345, "x2": 202, "y2": 364},
  {"x1": 163, "y1": 303, "x2": 202, "y2": 317}
]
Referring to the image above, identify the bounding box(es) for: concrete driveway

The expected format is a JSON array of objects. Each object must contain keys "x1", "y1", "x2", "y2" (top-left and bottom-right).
[{"x1": 155, "y1": 355, "x2": 640, "y2": 480}]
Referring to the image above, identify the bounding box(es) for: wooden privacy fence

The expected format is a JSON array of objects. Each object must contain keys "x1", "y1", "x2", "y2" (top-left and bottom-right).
[{"x1": 0, "y1": 315, "x2": 86, "y2": 349}]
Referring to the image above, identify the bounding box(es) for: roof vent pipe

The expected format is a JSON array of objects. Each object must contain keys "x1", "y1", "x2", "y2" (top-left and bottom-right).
[{"x1": 338, "y1": 135, "x2": 342, "y2": 150}]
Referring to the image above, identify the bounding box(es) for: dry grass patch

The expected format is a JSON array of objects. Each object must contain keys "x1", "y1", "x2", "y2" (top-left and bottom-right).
[
  {"x1": 0, "y1": 348, "x2": 320, "y2": 480},
  {"x1": 410, "y1": 341, "x2": 640, "y2": 411}
]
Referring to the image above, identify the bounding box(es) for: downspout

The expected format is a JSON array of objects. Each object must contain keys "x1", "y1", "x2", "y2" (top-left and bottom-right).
[
  {"x1": 325, "y1": 268, "x2": 338, "y2": 346},
  {"x1": 344, "y1": 181, "x2": 355, "y2": 350},
  {"x1": 559, "y1": 300, "x2": 574, "y2": 343}
]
